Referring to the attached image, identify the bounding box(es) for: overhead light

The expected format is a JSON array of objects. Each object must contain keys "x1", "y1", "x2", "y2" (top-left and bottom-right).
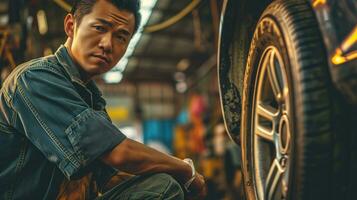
[
  {"x1": 0, "y1": 15, "x2": 8, "y2": 25},
  {"x1": 312, "y1": 0, "x2": 326, "y2": 8},
  {"x1": 176, "y1": 82, "x2": 187, "y2": 93},
  {"x1": 27, "y1": 16, "x2": 34, "y2": 30},
  {"x1": 37, "y1": 10, "x2": 48, "y2": 35},
  {"x1": 107, "y1": 0, "x2": 158, "y2": 83},
  {"x1": 177, "y1": 58, "x2": 190, "y2": 71},
  {"x1": 114, "y1": 0, "x2": 158, "y2": 66},
  {"x1": 174, "y1": 72, "x2": 186, "y2": 82},
  {"x1": 115, "y1": 58, "x2": 129, "y2": 72},
  {"x1": 103, "y1": 71, "x2": 123, "y2": 84}
]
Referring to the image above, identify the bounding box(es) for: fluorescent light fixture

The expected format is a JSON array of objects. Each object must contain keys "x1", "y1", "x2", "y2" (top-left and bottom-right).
[
  {"x1": 37, "y1": 10, "x2": 48, "y2": 35},
  {"x1": 104, "y1": 0, "x2": 158, "y2": 83},
  {"x1": 104, "y1": 71, "x2": 123, "y2": 83},
  {"x1": 0, "y1": 15, "x2": 8, "y2": 25}
]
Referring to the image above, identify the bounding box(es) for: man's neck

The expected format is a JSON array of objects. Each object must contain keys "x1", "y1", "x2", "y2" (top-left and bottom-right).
[{"x1": 64, "y1": 40, "x2": 92, "y2": 84}]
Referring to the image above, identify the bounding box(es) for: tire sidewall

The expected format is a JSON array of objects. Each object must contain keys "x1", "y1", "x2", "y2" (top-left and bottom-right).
[{"x1": 241, "y1": 3, "x2": 299, "y2": 200}]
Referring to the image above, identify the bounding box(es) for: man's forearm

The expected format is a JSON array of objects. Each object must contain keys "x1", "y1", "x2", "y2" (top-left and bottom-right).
[{"x1": 101, "y1": 138, "x2": 192, "y2": 185}]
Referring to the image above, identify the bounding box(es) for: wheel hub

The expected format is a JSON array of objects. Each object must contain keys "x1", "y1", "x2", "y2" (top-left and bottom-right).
[{"x1": 252, "y1": 46, "x2": 292, "y2": 200}]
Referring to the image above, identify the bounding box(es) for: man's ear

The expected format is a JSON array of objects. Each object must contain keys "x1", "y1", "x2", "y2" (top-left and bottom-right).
[{"x1": 64, "y1": 14, "x2": 75, "y2": 38}]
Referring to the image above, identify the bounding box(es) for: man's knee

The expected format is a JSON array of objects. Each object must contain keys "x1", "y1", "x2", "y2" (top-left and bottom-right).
[
  {"x1": 98, "y1": 173, "x2": 184, "y2": 199},
  {"x1": 152, "y1": 173, "x2": 184, "y2": 199}
]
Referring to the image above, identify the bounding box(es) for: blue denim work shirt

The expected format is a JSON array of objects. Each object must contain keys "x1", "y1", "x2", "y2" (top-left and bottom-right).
[{"x1": 0, "y1": 45, "x2": 127, "y2": 199}]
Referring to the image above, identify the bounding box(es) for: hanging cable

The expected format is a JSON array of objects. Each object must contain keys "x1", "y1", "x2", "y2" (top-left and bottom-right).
[
  {"x1": 51, "y1": 0, "x2": 203, "y2": 33},
  {"x1": 144, "y1": 0, "x2": 202, "y2": 33},
  {"x1": 53, "y1": 0, "x2": 71, "y2": 13}
]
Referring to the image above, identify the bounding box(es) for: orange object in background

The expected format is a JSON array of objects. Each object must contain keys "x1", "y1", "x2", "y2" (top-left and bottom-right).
[
  {"x1": 188, "y1": 119, "x2": 206, "y2": 154},
  {"x1": 173, "y1": 126, "x2": 188, "y2": 159},
  {"x1": 187, "y1": 94, "x2": 207, "y2": 154}
]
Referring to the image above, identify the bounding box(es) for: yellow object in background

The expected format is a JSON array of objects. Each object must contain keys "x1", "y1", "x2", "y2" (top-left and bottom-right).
[
  {"x1": 201, "y1": 158, "x2": 223, "y2": 179},
  {"x1": 106, "y1": 107, "x2": 129, "y2": 121},
  {"x1": 173, "y1": 126, "x2": 188, "y2": 159}
]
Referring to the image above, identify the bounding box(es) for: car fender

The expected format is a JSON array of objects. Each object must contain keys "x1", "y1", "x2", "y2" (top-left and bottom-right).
[{"x1": 217, "y1": 0, "x2": 271, "y2": 144}]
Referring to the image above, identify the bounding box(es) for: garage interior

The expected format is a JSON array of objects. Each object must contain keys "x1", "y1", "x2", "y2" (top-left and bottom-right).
[{"x1": 0, "y1": 0, "x2": 242, "y2": 199}]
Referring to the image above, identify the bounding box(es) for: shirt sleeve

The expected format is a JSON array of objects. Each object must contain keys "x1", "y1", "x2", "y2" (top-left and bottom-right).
[{"x1": 11, "y1": 66, "x2": 126, "y2": 180}]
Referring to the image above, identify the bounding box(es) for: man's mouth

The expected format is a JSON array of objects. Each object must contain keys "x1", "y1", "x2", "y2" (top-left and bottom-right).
[{"x1": 93, "y1": 55, "x2": 110, "y2": 64}]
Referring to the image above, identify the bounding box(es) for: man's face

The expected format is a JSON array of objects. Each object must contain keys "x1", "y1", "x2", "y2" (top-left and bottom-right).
[{"x1": 66, "y1": 0, "x2": 135, "y2": 78}]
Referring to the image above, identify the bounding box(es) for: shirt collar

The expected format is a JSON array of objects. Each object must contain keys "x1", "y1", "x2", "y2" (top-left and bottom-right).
[
  {"x1": 54, "y1": 45, "x2": 103, "y2": 97},
  {"x1": 55, "y1": 45, "x2": 83, "y2": 84}
]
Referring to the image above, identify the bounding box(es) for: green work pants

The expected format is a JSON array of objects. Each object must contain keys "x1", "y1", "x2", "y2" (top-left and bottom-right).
[{"x1": 96, "y1": 173, "x2": 185, "y2": 200}]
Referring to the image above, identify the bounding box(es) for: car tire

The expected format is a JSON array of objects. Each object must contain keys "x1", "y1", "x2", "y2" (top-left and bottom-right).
[{"x1": 240, "y1": 0, "x2": 335, "y2": 199}]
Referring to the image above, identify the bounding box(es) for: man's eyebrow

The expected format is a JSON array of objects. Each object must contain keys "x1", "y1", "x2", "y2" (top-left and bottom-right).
[
  {"x1": 116, "y1": 29, "x2": 131, "y2": 37},
  {"x1": 95, "y1": 18, "x2": 131, "y2": 36},
  {"x1": 96, "y1": 18, "x2": 113, "y2": 27}
]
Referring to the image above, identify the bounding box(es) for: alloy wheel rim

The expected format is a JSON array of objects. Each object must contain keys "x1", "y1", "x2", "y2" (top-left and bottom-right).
[{"x1": 252, "y1": 46, "x2": 292, "y2": 200}]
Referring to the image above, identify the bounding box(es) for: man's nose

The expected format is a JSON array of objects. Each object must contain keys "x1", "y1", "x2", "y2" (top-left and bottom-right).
[{"x1": 99, "y1": 33, "x2": 113, "y2": 54}]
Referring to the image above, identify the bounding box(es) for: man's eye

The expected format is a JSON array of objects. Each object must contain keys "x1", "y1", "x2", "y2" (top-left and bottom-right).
[
  {"x1": 116, "y1": 35, "x2": 127, "y2": 43},
  {"x1": 94, "y1": 26, "x2": 106, "y2": 32}
]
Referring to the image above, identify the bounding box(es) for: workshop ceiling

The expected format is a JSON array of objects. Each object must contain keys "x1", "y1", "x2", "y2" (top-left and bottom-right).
[{"x1": 124, "y1": 0, "x2": 216, "y2": 83}]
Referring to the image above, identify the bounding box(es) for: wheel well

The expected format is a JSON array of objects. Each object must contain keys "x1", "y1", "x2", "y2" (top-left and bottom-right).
[
  {"x1": 218, "y1": 0, "x2": 272, "y2": 142},
  {"x1": 224, "y1": 0, "x2": 272, "y2": 92}
]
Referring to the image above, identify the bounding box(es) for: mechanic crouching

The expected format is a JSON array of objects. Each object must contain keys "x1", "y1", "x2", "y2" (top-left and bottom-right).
[{"x1": 0, "y1": 0, "x2": 206, "y2": 199}]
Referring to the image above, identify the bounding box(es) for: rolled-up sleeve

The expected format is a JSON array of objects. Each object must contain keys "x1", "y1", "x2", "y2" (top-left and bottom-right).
[{"x1": 11, "y1": 67, "x2": 126, "y2": 180}]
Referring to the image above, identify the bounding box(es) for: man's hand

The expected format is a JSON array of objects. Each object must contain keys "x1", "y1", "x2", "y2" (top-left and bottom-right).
[{"x1": 186, "y1": 172, "x2": 207, "y2": 200}]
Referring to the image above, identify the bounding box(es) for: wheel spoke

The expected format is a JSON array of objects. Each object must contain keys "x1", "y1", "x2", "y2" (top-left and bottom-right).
[
  {"x1": 267, "y1": 51, "x2": 283, "y2": 101},
  {"x1": 257, "y1": 102, "x2": 279, "y2": 121},
  {"x1": 255, "y1": 103, "x2": 278, "y2": 142},
  {"x1": 254, "y1": 46, "x2": 291, "y2": 200},
  {"x1": 256, "y1": 125, "x2": 274, "y2": 142},
  {"x1": 265, "y1": 159, "x2": 284, "y2": 200}
]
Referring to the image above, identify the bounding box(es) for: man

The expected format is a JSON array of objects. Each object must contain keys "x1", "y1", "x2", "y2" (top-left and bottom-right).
[{"x1": 0, "y1": 0, "x2": 206, "y2": 199}]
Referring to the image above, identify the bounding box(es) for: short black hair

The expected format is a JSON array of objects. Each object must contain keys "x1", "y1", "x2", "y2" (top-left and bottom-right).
[{"x1": 71, "y1": 0, "x2": 141, "y2": 33}]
